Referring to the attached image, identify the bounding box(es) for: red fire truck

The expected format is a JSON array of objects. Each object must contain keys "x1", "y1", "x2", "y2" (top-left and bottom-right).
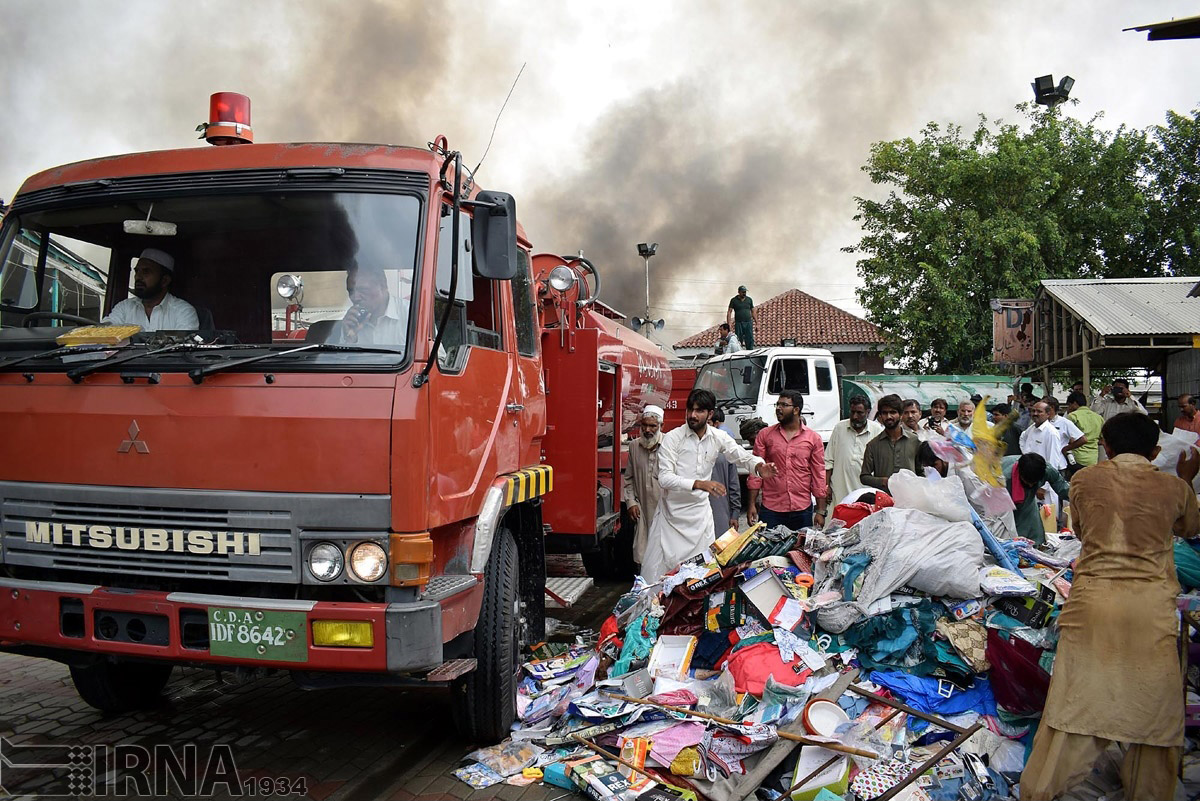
[{"x1": 0, "y1": 94, "x2": 668, "y2": 741}]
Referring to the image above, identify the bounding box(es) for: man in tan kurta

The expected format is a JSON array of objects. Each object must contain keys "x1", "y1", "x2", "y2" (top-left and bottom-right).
[
  {"x1": 623, "y1": 406, "x2": 664, "y2": 568},
  {"x1": 1021, "y1": 413, "x2": 1200, "y2": 800}
]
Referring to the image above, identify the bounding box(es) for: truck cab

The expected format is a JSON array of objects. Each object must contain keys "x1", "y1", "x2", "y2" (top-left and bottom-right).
[
  {"x1": 0, "y1": 96, "x2": 667, "y2": 743},
  {"x1": 693, "y1": 346, "x2": 840, "y2": 444}
]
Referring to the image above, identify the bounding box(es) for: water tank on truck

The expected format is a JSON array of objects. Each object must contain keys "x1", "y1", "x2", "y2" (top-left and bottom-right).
[{"x1": 531, "y1": 253, "x2": 670, "y2": 578}]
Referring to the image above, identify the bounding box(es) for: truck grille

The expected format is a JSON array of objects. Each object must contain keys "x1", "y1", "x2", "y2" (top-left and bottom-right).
[{"x1": 1, "y1": 496, "x2": 297, "y2": 582}]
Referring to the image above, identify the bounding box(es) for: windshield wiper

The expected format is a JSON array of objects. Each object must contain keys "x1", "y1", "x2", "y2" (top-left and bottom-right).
[
  {"x1": 0, "y1": 344, "x2": 109, "y2": 371},
  {"x1": 188, "y1": 343, "x2": 400, "y2": 384},
  {"x1": 66, "y1": 342, "x2": 199, "y2": 383}
]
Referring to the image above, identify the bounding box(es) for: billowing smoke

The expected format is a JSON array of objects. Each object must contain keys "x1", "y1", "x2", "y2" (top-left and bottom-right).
[{"x1": 2, "y1": 1, "x2": 1004, "y2": 337}]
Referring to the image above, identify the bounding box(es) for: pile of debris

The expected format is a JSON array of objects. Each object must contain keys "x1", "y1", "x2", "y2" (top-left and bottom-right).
[{"x1": 451, "y1": 433, "x2": 1200, "y2": 800}]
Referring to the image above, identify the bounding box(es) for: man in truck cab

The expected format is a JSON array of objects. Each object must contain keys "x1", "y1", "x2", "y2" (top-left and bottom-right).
[
  {"x1": 328, "y1": 266, "x2": 407, "y2": 347},
  {"x1": 103, "y1": 248, "x2": 199, "y2": 331}
]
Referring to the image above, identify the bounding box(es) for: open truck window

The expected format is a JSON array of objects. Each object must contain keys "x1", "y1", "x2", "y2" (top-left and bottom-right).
[{"x1": 0, "y1": 191, "x2": 422, "y2": 369}]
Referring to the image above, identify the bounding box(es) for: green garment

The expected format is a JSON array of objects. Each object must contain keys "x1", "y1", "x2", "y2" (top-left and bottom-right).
[
  {"x1": 860, "y1": 429, "x2": 920, "y2": 491},
  {"x1": 728, "y1": 294, "x2": 754, "y2": 322},
  {"x1": 1001, "y1": 454, "x2": 1070, "y2": 546},
  {"x1": 1067, "y1": 407, "x2": 1104, "y2": 467}
]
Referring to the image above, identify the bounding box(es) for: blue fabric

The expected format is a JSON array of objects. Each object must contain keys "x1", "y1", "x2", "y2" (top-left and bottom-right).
[
  {"x1": 871, "y1": 625, "x2": 919, "y2": 661},
  {"x1": 612, "y1": 612, "x2": 660, "y2": 676},
  {"x1": 871, "y1": 670, "x2": 998, "y2": 719},
  {"x1": 840, "y1": 552, "x2": 872, "y2": 601}
]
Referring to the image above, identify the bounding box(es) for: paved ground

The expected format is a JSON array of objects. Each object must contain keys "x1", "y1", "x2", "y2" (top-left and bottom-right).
[{"x1": 0, "y1": 565, "x2": 628, "y2": 801}]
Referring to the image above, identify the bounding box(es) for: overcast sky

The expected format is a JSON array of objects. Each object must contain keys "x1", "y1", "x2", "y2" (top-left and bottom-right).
[{"x1": 2, "y1": 1, "x2": 1198, "y2": 346}]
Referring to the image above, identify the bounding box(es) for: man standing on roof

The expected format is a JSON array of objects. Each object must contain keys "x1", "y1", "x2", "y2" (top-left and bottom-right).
[
  {"x1": 1021, "y1": 414, "x2": 1200, "y2": 800},
  {"x1": 103, "y1": 248, "x2": 199, "y2": 332},
  {"x1": 623, "y1": 405, "x2": 665, "y2": 571},
  {"x1": 715, "y1": 323, "x2": 742, "y2": 355},
  {"x1": 1093, "y1": 378, "x2": 1147, "y2": 421},
  {"x1": 641, "y1": 389, "x2": 775, "y2": 583},
  {"x1": 726, "y1": 285, "x2": 754, "y2": 349}
]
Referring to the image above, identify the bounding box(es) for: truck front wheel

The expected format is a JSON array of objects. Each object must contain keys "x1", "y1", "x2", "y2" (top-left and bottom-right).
[
  {"x1": 69, "y1": 660, "x2": 173, "y2": 712},
  {"x1": 451, "y1": 526, "x2": 523, "y2": 742}
]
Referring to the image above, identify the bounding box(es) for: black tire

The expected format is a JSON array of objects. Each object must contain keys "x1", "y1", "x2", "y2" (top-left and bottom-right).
[
  {"x1": 451, "y1": 527, "x2": 522, "y2": 742},
  {"x1": 69, "y1": 660, "x2": 173, "y2": 712},
  {"x1": 581, "y1": 518, "x2": 636, "y2": 581}
]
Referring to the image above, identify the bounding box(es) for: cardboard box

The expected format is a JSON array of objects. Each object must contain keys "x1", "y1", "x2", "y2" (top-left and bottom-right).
[
  {"x1": 741, "y1": 568, "x2": 807, "y2": 632},
  {"x1": 789, "y1": 746, "x2": 849, "y2": 801},
  {"x1": 647, "y1": 635, "x2": 697, "y2": 681},
  {"x1": 992, "y1": 595, "x2": 1053, "y2": 628}
]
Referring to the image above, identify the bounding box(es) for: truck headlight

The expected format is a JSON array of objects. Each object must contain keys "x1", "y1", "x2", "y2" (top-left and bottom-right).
[
  {"x1": 348, "y1": 542, "x2": 387, "y2": 582},
  {"x1": 308, "y1": 542, "x2": 344, "y2": 581}
]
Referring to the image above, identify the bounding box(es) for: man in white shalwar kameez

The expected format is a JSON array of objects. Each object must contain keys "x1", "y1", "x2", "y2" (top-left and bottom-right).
[
  {"x1": 623, "y1": 405, "x2": 665, "y2": 568},
  {"x1": 1019, "y1": 401, "x2": 1068, "y2": 518},
  {"x1": 641, "y1": 389, "x2": 775, "y2": 583}
]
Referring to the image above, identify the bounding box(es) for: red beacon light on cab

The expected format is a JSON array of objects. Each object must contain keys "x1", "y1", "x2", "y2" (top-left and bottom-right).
[{"x1": 196, "y1": 92, "x2": 253, "y2": 146}]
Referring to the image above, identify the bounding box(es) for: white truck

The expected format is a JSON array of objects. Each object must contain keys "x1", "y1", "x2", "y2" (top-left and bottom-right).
[{"x1": 692, "y1": 347, "x2": 841, "y2": 445}]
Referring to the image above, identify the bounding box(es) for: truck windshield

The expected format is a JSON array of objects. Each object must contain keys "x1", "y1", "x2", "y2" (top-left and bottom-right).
[
  {"x1": 0, "y1": 191, "x2": 421, "y2": 367},
  {"x1": 695, "y1": 356, "x2": 766, "y2": 406}
]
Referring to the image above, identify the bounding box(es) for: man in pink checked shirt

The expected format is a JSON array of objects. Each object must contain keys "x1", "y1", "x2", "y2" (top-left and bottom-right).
[{"x1": 746, "y1": 388, "x2": 828, "y2": 530}]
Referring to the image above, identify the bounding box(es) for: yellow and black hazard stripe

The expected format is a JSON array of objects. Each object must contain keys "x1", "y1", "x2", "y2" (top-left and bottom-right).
[{"x1": 504, "y1": 465, "x2": 554, "y2": 505}]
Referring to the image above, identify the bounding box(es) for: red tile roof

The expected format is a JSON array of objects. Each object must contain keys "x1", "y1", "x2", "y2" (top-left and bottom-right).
[{"x1": 673, "y1": 288, "x2": 886, "y2": 348}]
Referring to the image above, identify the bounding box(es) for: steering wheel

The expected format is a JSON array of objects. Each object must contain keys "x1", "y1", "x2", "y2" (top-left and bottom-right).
[{"x1": 22, "y1": 312, "x2": 101, "y2": 328}]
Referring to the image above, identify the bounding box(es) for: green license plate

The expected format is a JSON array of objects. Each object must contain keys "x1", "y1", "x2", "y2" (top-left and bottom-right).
[{"x1": 207, "y1": 607, "x2": 308, "y2": 663}]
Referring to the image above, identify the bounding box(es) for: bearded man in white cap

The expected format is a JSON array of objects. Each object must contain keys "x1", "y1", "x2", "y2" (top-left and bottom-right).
[
  {"x1": 623, "y1": 404, "x2": 665, "y2": 570},
  {"x1": 103, "y1": 248, "x2": 199, "y2": 331}
]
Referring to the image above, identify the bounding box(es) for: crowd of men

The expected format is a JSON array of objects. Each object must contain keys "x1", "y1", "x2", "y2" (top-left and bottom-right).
[{"x1": 624, "y1": 377, "x2": 1198, "y2": 576}]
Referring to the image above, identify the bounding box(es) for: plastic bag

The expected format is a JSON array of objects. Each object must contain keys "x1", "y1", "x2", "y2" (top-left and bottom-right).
[
  {"x1": 979, "y1": 566, "x2": 1037, "y2": 596},
  {"x1": 984, "y1": 628, "x2": 1050, "y2": 716},
  {"x1": 466, "y1": 740, "x2": 544, "y2": 777},
  {"x1": 1153, "y1": 428, "x2": 1200, "y2": 476},
  {"x1": 889, "y1": 469, "x2": 972, "y2": 522}
]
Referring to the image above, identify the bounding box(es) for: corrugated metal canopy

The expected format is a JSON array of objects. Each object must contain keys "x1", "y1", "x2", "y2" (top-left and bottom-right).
[
  {"x1": 1040, "y1": 277, "x2": 1200, "y2": 336},
  {"x1": 1124, "y1": 13, "x2": 1200, "y2": 40}
]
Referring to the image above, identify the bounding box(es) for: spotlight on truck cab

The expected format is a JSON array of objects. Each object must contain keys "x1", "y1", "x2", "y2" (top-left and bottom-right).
[
  {"x1": 548, "y1": 265, "x2": 577, "y2": 292},
  {"x1": 275, "y1": 274, "x2": 304, "y2": 303}
]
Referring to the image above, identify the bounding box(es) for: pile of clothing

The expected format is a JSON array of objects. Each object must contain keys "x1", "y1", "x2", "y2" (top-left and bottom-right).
[{"x1": 451, "y1": 430, "x2": 1196, "y2": 799}]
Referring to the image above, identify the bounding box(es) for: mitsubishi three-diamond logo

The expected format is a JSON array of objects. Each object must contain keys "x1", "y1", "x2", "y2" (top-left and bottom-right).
[{"x1": 118, "y1": 420, "x2": 149, "y2": 454}]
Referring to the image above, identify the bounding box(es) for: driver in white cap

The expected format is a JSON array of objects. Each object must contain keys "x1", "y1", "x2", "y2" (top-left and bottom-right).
[{"x1": 103, "y1": 248, "x2": 199, "y2": 332}]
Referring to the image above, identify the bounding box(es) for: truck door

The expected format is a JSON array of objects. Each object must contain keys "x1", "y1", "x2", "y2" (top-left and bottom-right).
[
  {"x1": 505, "y1": 249, "x2": 547, "y2": 467},
  {"x1": 763, "y1": 356, "x2": 811, "y2": 424},
  {"x1": 429, "y1": 206, "x2": 518, "y2": 522},
  {"x1": 810, "y1": 358, "x2": 840, "y2": 441}
]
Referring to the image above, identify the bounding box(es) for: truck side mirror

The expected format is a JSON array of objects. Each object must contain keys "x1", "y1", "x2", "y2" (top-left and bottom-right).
[{"x1": 470, "y1": 191, "x2": 518, "y2": 280}]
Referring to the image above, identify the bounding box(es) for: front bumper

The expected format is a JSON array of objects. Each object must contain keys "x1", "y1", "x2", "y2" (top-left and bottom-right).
[{"x1": 0, "y1": 577, "x2": 481, "y2": 673}]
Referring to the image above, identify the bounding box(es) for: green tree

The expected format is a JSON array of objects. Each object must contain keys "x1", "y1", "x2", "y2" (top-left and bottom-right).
[
  {"x1": 1144, "y1": 108, "x2": 1200, "y2": 274},
  {"x1": 845, "y1": 104, "x2": 1157, "y2": 373}
]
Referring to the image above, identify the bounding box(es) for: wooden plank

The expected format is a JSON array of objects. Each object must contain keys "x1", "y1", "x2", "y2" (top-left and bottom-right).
[{"x1": 699, "y1": 668, "x2": 859, "y2": 801}]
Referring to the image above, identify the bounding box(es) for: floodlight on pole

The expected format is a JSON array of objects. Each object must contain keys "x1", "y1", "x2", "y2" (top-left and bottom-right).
[
  {"x1": 635, "y1": 242, "x2": 663, "y2": 334},
  {"x1": 1031, "y1": 74, "x2": 1074, "y2": 106}
]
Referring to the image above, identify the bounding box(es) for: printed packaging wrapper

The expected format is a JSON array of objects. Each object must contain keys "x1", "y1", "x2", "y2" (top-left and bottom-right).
[{"x1": 452, "y1": 762, "x2": 506, "y2": 789}]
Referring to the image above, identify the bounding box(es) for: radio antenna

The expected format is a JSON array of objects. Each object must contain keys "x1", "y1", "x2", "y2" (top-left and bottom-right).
[{"x1": 473, "y1": 62, "x2": 526, "y2": 176}]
